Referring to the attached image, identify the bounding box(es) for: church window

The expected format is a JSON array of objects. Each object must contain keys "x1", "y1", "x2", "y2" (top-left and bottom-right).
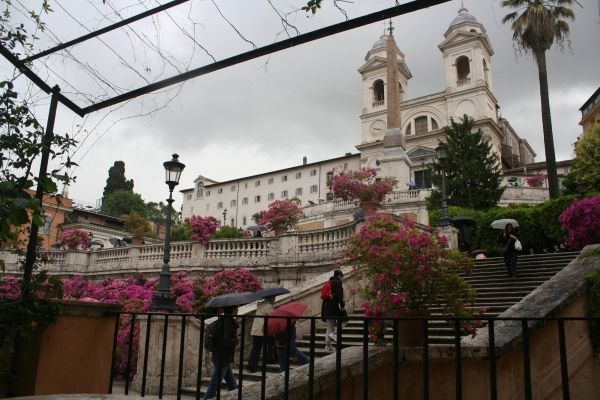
[
  {"x1": 414, "y1": 170, "x2": 432, "y2": 189},
  {"x1": 405, "y1": 123, "x2": 412, "y2": 136},
  {"x1": 483, "y1": 59, "x2": 489, "y2": 85},
  {"x1": 373, "y1": 79, "x2": 385, "y2": 104},
  {"x1": 196, "y1": 183, "x2": 203, "y2": 198},
  {"x1": 456, "y1": 56, "x2": 470, "y2": 85},
  {"x1": 414, "y1": 116, "x2": 428, "y2": 135},
  {"x1": 431, "y1": 118, "x2": 439, "y2": 130}
]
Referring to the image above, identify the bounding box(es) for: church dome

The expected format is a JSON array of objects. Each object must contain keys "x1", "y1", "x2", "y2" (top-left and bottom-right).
[
  {"x1": 449, "y1": 6, "x2": 479, "y2": 27},
  {"x1": 371, "y1": 34, "x2": 388, "y2": 50}
]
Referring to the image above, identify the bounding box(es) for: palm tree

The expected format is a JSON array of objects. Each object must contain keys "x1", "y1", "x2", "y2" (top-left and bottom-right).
[{"x1": 502, "y1": 0, "x2": 576, "y2": 199}]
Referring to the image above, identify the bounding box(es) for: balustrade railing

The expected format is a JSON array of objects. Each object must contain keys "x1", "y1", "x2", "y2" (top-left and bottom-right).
[
  {"x1": 298, "y1": 222, "x2": 355, "y2": 254},
  {"x1": 205, "y1": 239, "x2": 271, "y2": 259}
]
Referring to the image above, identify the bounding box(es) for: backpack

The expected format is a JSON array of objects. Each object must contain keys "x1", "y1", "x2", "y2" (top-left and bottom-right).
[
  {"x1": 320, "y1": 281, "x2": 334, "y2": 300},
  {"x1": 203, "y1": 321, "x2": 218, "y2": 352}
]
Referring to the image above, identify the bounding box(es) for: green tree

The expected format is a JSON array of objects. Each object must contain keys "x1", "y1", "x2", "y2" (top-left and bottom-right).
[
  {"x1": 122, "y1": 212, "x2": 155, "y2": 239},
  {"x1": 570, "y1": 123, "x2": 600, "y2": 193},
  {"x1": 101, "y1": 190, "x2": 146, "y2": 217},
  {"x1": 502, "y1": 0, "x2": 576, "y2": 199},
  {"x1": 429, "y1": 115, "x2": 504, "y2": 210},
  {"x1": 102, "y1": 161, "x2": 134, "y2": 202},
  {"x1": 145, "y1": 201, "x2": 176, "y2": 225}
]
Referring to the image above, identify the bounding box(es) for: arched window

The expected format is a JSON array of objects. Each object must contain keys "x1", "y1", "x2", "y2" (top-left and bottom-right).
[
  {"x1": 373, "y1": 79, "x2": 385, "y2": 103},
  {"x1": 431, "y1": 118, "x2": 439, "y2": 130},
  {"x1": 196, "y1": 183, "x2": 203, "y2": 198},
  {"x1": 414, "y1": 116, "x2": 428, "y2": 135},
  {"x1": 483, "y1": 59, "x2": 489, "y2": 85},
  {"x1": 405, "y1": 123, "x2": 412, "y2": 136},
  {"x1": 456, "y1": 56, "x2": 470, "y2": 85}
]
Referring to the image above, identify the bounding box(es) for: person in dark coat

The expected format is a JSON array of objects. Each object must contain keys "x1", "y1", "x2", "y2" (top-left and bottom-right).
[
  {"x1": 499, "y1": 223, "x2": 519, "y2": 279},
  {"x1": 320, "y1": 269, "x2": 345, "y2": 352},
  {"x1": 203, "y1": 306, "x2": 238, "y2": 400},
  {"x1": 274, "y1": 322, "x2": 309, "y2": 372}
]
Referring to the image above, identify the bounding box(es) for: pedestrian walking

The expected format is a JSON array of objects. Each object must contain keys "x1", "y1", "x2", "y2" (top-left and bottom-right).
[
  {"x1": 247, "y1": 295, "x2": 277, "y2": 372},
  {"x1": 274, "y1": 322, "x2": 310, "y2": 372},
  {"x1": 320, "y1": 269, "x2": 345, "y2": 352},
  {"x1": 203, "y1": 306, "x2": 238, "y2": 400},
  {"x1": 500, "y1": 223, "x2": 519, "y2": 279}
]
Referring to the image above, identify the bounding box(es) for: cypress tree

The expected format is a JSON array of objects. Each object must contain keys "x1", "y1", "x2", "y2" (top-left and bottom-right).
[{"x1": 102, "y1": 161, "x2": 134, "y2": 202}]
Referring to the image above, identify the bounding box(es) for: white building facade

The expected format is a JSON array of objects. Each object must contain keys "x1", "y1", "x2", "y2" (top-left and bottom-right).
[{"x1": 181, "y1": 6, "x2": 537, "y2": 228}]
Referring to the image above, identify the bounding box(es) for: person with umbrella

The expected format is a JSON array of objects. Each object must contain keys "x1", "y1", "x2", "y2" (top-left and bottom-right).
[
  {"x1": 498, "y1": 221, "x2": 520, "y2": 279},
  {"x1": 268, "y1": 302, "x2": 310, "y2": 373},
  {"x1": 246, "y1": 292, "x2": 279, "y2": 372}
]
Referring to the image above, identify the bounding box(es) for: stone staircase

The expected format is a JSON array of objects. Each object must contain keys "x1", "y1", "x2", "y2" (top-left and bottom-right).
[{"x1": 182, "y1": 251, "x2": 579, "y2": 396}]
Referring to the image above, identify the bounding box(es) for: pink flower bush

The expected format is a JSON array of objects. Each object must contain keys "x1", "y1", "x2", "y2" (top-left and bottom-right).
[
  {"x1": 61, "y1": 229, "x2": 91, "y2": 250},
  {"x1": 194, "y1": 268, "x2": 263, "y2": 311},
  {"x1": 329, "y1": 167, "x2": 396, "y2": 203},
  {"x1": 525, "y1": 173, "x2": 546, "y2": 188},
  {"x1": 258, "y1": 200, "x2": 304, "y2": 233},
  {"x1": 342, "y1": 213, "x2": 479, "y2": 341},
  {"x1": 559, "y1": 195, "x2": 600, "y2": 250},
  {"x1": 187, "y1": 215, "x2": 219, "y2": 244}
]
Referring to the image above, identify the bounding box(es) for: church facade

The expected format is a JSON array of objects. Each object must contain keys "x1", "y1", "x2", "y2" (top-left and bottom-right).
[{"x1": 181, "y1": 6, "x2": 536, "y2": 228}]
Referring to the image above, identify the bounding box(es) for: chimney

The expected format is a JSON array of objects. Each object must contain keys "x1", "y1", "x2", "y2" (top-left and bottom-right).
[{"x1": 303, "y1": 156, "x2": 307, "y2": 165}]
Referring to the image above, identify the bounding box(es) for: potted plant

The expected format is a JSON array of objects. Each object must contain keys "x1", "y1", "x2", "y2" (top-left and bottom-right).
[
  {"x1": 122, "y1": 212, "x2": 155, "y2": 245},
  {"x1": 329, "y1": 167, "x2": 396, "y2": 213},
  {"x1": 343, "y1": 213, "x2": 479, "y2": 346},
  {"x1": 60, "y1": 229, "x2": 91, "y2": 250},
  {"x1": 258, "y1": 199, "x2": 304, "y2": 236}
]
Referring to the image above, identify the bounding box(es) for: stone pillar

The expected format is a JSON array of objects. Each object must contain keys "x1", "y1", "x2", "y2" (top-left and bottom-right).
[{"x1": 437, "y1": 225, "x2": 460, "y2": 249}]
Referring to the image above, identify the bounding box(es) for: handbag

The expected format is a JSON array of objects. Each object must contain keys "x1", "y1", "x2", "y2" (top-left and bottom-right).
[{"x1": 514, "y1": 240, "x2": 522, "y2": 251}]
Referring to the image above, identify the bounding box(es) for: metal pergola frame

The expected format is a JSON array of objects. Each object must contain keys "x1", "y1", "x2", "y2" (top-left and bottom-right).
[{"x1": 1, "y1": 0, "x2": 450, "y2": 291}]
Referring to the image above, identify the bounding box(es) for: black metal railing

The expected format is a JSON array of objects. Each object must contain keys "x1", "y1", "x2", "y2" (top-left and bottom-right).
[{"x1": 107, "y1": 313, "x2": 599, "y2": 400}]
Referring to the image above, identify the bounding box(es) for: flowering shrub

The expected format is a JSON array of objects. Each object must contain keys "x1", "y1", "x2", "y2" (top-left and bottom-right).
[
  {"x1": 187, "y1": 215, "x2": 219, "y2": 244},
  {"x1": 329, "y1": 167, "x2": 396, "y2": 203},
  {"x1": 193, "y1": 268, "x2": 263, "y2": 312},
  {"x1": 525, "y1": 173, "x2": 546, "y2": 188},
  {"x1": 559, "y1": 195, "x2": 600, "y2": 250},
  {"x1": 61, "y1": 229, "x2": 91, "y2": 249},
  {"x1": 258, "y1": 199, "x2": 304, "y2": 233},
  {"x1": 342, "y1": 213, "x2": 479, "y2": 341}
]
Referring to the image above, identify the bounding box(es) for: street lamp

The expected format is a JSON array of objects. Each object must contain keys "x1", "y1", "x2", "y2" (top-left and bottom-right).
[
  {"x1": 435, "y1": 143, "x2": 451, "y2": 227},
  {"x1": 223, "y1": 208, "x2": 228, "y2": 227},
  {"x1": 151, "y1": 154, "x2": 185, "y2": 311}
]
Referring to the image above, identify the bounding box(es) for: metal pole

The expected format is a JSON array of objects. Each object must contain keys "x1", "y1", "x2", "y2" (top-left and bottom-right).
[
  {"x1": 151, "y1": 185, "x2": 177, "y2": 311},
  {"x1": 438, "y1": 167, "x2": 451, "y2": 227},
  {"x1": 22, "y1": 85, "x2": 60, "y2": 296}
]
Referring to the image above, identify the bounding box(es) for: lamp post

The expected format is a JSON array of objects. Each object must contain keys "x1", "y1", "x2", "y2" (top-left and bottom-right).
[
  {"x1": 151, "y1": 154, "x2": 185, "y2": 311},
  {"x1": 223, "y1": 208, "x2": 228, "y2": 227},
  {"x1": 435, "y1": 144, "x2": 451, "y2": 227}
]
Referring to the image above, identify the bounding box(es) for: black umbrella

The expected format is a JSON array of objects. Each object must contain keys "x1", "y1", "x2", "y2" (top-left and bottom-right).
[
  {"x1": 204, "y1": 291, "x2": 259, "y2": 309},
  {"x1": 246, "y1": 225, "x2": 267, "y2": 233},
  {"x1": 452, "y1": 216, "x2": 477, "y2": 225},
  {"x1": 257, "y1": 287, "x2": 290, "y2": 299}
]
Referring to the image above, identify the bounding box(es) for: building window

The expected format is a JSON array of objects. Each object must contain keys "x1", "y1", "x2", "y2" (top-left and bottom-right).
[
  {"x1": 242, "y1": 216, "x2": 247, "y2": 225},
  {"x1": 218, "y1": 188, "x2": 223, "y2": 194},
  {"x1": 217, "y1": 202, "x2": 223, "y2": 209},
  {"x1": 268, "y1": 177, "x2": 274, "y2": 184},
  {"x1": 295, "y1": 188, "x2": 303, "y2": 196},
  {"x1": 230, "y1": 218, "x2": 235, "y2": 227},
  {"x1": 326, "y1": 192, "x2": 334, "y2": 201},
  {"x1": 483, "y1": 59, "x2": 489, "y2": 85},
  {"x1": 42, "y1": 214, "x2": 53, "y2": 234},
  {"x1": 254, "y1": 195, "x2": 261, "y2": 203},
  {"x1": 281, "y1": 175, "x2": 288, "y2": 182},
  {"x1": 310, "y1": 185, "x2": 318, "y2": 193},
  {"x1": 405, "y1": 123, "x2": 412, "y2": 135},
  {"x1": 456, "y1": 55, "x2": 470, "y2": 84},
  {"x1": 230, "y1": 199, "x2": 237, "y2": 207},
  {"x1": 206, "y1": 190, "x2": 211, "y2": 197},
  {"x1": 242, "y1": 197, "x2": 248, "y2": 205},
  {"x1": 244, "y1": 183, "x2": 248, "y2": 189},
  {"x1": 281, "y1": 190, "x2": 289, "y2": 198},
  {"x1": 326, "y1": 171, "x2": 334, "y2": 186},
  {"x1": 231, "y1": 185, "x2": 236, "y2": 192},
  {"x1": 310, "y1": 169, "x2": 317, "y2": 176},
  {"x1": 431, "y1": 118, "x2": 439, "y2": 130},
  {"x1": 196, "y1": 183, "x2": 203, "y2": 198},
  {"x1": 295, "y1": 172, "x2": 302, "y2": 179},
  {"x1": 373, "y1": 79, "x2": 384, "y2": 103},
  {"x1": 268, "y1": 192, "x2": 275, "y2": 200},
  {"x1": 255, "y1": 180, "x2": 261, "y2": 187},
  {"x1": 414, "y1": 170, "x2": 432, "y2": 189},
  {"x1": 414, "y1": 116, "x2": 428, "y2": 135},
  {"x1": 187, "y1": 194, "x2": 192, "y2": 200}
]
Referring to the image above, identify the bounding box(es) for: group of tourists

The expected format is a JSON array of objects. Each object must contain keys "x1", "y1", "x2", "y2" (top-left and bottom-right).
[{"x1": 202, "y1": 269, "x2": 346, "y2": 399}]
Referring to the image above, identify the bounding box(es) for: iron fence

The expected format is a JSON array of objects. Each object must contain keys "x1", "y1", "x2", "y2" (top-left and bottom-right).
[{"x1": 107, "y1": 312, "x2": 599, "y2": 400}]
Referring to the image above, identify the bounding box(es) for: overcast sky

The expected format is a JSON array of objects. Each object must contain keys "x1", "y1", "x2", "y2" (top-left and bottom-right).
[{"x1": 3, "y1": 0, "x2": 599, "y2": 210}]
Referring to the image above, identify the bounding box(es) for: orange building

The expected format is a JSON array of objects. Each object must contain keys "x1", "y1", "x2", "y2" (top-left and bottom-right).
[
  {"x1": 579, "y1": 86, "x2": 600, "y2": 133},
  {"x1": 16, "y1": 190, "x2": 73, "y2": 250}
]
